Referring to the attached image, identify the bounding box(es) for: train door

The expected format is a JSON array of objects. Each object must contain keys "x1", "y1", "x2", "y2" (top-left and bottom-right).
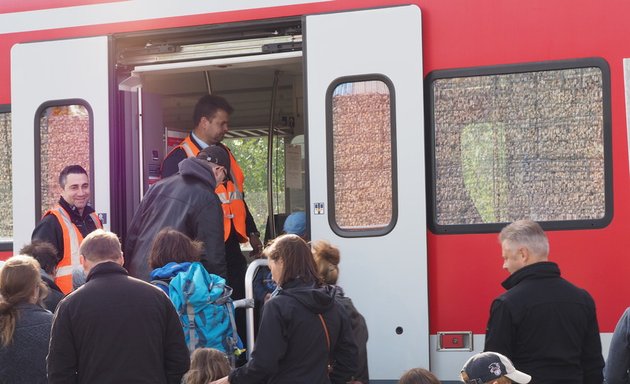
[
  {"x1": 11, "y1": 36, "x2": 111, "y2": 251},
  {"x1": 304, "y1": 5, "x2": 428, "y2": 380}
]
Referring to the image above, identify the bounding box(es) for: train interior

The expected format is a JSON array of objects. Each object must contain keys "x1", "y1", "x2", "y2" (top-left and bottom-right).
[{"x1": 114, "y1": 18, "x2": 306, "y2": 241}]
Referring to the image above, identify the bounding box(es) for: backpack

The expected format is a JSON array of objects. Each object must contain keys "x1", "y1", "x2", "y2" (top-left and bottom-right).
[{"x1": 166, "y1": 262, "x2": 243, "y2": 361}]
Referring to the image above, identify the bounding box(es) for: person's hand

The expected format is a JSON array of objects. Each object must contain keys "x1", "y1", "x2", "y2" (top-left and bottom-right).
[
  {"x1": 210, "y1": 376, "x2": 230, "y2": 384},
  {"x1": 249, "y1": 233, "x2": 263, "y2": 258}
]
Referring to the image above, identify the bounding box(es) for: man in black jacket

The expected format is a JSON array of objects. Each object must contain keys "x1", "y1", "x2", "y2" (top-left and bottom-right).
[
  {"x1": 124, "y1": 145, "x2": 227, "y2": 281},
  {"x1": 484, "y1": 220, "x2": 604, "y2": 384},
  {"x1": 47, "y1": 229, "x2": 189, "y2": 384}
]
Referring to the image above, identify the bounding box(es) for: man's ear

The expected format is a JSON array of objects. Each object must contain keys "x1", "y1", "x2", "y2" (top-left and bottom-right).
[
  {"x1": 519, "y1": 247, "x2": 531, "y2": 263},
  {"x1": 118, "y1": 252, "x2": 125, "y2": 266},
  {"x1": 79, "y1": 254, "x2": 86, "y2": 266}
]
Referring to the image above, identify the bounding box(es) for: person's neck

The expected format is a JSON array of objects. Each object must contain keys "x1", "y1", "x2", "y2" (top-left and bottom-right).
[
  {"x1": 191, "y1": 130, "x2": 220, "y2": 147},
  {"x1": 60, "y1": 196, "x2": 84, "y2": 216},
  {"x1": 191, "y1": 130, "x2": 210, "y2": 147}
]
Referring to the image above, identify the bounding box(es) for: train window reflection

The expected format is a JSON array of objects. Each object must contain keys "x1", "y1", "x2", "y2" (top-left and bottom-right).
[
  {"x1": 429, "y1": 61, "x2": 611, "y2": 231},
  {"x1": 37, "y1": 103, "x2": 92, "y2": 217},
  {"x1": 329, "y1": 79, "x2": 395, "y2": 234},
  {"x1": 0, "y1": 109, "x2": 12, "y2": 241}
]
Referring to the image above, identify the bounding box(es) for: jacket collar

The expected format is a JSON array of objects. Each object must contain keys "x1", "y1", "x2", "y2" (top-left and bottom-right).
[
  {"x1": 502, "y1": 261, "x2": 561, "y2": 290},
  {"x1": 86, "y1": 261, "x2": 128, "y2": 282},
  {"x1": 58, "y1": 196, "x2": 95, "y2": 220},
  {"x1": 40, "y1": 270, "x2": 64, "y2": 293},
  {"x1": 15, "y1": 302, "x2": 47, "y2": 312},
  {"x1": 190, "y1": 132, "x2": 208, "y2": 150}
]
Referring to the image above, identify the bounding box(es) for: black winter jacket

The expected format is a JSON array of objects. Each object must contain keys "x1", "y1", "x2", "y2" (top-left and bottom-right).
[
  {"x1": 0, "y1": 303, "x2": 52, "y2": 384},
  {"x1": 484, "y1": 262, "x2": 604, "y2": 384},
  {"x1": 124, "y1": 157, "x2": 225, "y2": 281},
  {"x1": 335, "y1": 288, "x2": 369, "y2": 384},
  {"x1": 47, "y1": 262, "x2": 190, "y2": 384},
  {"x1": 229, "y1": 280, "x2": 358, "y2": 384}
]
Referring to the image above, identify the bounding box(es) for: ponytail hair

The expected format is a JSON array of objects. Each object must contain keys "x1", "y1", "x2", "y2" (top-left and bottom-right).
[
  {"x1": 311, "y1": 240, "x2": 340, "y2": 285},
  {"x1": 0, "y1": 255, "x2": 47, "y2": 347}
]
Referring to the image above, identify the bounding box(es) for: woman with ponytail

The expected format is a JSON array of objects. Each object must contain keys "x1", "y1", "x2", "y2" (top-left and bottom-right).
[
  {"x1": 0, "y1": 255, "x2": 52, "y2": 383},
  {"x1": 312, "y1": 240, "x2": 370, "y2": 384}
]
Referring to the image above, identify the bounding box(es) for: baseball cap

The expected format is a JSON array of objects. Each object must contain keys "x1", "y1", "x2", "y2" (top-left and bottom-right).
[
  {"x1": 461, "y1": 352, "x2": 531, "y2": 384},
  {"x1": 197, "y1": 145, "x2": 230, "y2": 174},
  {"x1": 283, "y1": 211, "x2": 306, "y2": 236}
]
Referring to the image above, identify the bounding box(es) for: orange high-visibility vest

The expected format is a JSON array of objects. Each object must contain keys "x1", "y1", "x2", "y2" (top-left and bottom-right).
[
  {"x1": 46, "y1": 206, "x2": 103, "y2": 294},
  {"x1": 173, "y1": 136, "x2": 249, "y2": 243},
  {"x1": 216, "y1": 181, "x2": 249, "y2": 242}
]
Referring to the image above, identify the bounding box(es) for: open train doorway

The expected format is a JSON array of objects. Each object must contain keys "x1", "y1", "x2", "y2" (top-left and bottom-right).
[
  {"x1": 114, "y1": 19, "x2": 306, "y2": 242},
  {"x1": 114, "y1": 7, "x2": 428, "y2": 380}
]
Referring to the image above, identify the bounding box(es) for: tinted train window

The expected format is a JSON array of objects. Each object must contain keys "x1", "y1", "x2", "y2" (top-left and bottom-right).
[
  {"x1": 0, "y1": 108, "x2": 12, "y2": 242},
  {"x1": 427, "y1": 58, "x2": 611, "y2": 233},
  {"x1": 327, "y1": 77, "x2": 397, "y2": 236},
  {"x1": 37, "y1": 102, "x2": 92, "y2": 217}
]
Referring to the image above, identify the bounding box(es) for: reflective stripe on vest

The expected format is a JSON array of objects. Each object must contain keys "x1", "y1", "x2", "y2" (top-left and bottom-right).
[
  {"x1": 216, "y1": 181, "x2": 248, "y2": 242},
  {"x1": 46, "y1": 207, "x2": 103, "y2": 294},
  {"x1": 175, "y1": 136, "x2": 249, "y2": 243},
  {"x1": 180, "y1": 136, "x2": 197, "y2": 158}
]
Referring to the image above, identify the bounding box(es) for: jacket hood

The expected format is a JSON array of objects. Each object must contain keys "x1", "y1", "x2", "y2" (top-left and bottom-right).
[
  {"x1": 279, "y1": 280, "x2": 337, "y2": 314},
  {"x1": 502, "y1": 261, "x2": 560, "y2": 290},
  {"x1": 178, "y1": 157, "x2": 217, "y2": 189},
  {"x1": 150, "y1": 262, "x2": 192, "y2": 280}
]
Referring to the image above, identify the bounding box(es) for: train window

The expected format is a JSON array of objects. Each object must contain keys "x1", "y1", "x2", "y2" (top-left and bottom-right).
[
  {"x1": 0, "y1": 107, "x2": 12, "y2": 244},
  {"x1": 327, "y1": 76, "x2": 397, "y2": 236},
  {"x1": 35, "y1": 101, "x2": 93, "y2": 218},
  {"x1": 427, "y1": 58, "x2": 612, "y2": 233}
]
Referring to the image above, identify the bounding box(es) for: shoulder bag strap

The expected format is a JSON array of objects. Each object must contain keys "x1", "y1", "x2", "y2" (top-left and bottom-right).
[{"x1": 318, "y1": 313, "x2": 333, "y2": 376}]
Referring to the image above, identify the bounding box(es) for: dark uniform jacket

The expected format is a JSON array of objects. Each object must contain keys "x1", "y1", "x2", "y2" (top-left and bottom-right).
[
  {"x1": 229, "y1": 280, "x2": 358, "y2": 384},
  {"x1": 484, "y1": 261, "x2": 604, "y2": 384},
  {"x1": 124, "y1": 157, "x2": 225, "y2": 281},
  {"x1": 31, "y1": 197, "x2": 100, "y2": 262},
  {"x1": 47, "y1": 262, "x2": 190, "y2": 384}
]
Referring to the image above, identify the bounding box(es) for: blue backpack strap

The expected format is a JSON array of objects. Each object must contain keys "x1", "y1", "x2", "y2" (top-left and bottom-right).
[
  {"x1": 186, "y1": 302, "x2": 198, "y2": 351},
  {"x1": 150, "y1": 279, "x2": 170, "y2": 295}
]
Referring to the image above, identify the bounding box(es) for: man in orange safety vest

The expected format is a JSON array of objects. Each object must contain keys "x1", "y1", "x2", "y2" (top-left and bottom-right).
[
  {"x1": 162, "y1": 95, "x2": 262, "y2": 346},
  {"x1": 31, "y1": 165, "x2": 102, "y2": 294}
]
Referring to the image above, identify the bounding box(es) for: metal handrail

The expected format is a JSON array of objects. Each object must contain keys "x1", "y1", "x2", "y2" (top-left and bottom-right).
[{"x1": 243, "y1": 258, "x2": 269, "y2": 360}]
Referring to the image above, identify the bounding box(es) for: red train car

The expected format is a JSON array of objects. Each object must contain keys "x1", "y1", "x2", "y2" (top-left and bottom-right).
[{"x1": 1, "y1": 0, "x2": 628, "y2": 381}]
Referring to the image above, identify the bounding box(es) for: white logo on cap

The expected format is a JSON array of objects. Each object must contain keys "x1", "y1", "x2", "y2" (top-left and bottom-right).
[{"x1": 489, "y1": 363, "x2": 502, "y2": 377}]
